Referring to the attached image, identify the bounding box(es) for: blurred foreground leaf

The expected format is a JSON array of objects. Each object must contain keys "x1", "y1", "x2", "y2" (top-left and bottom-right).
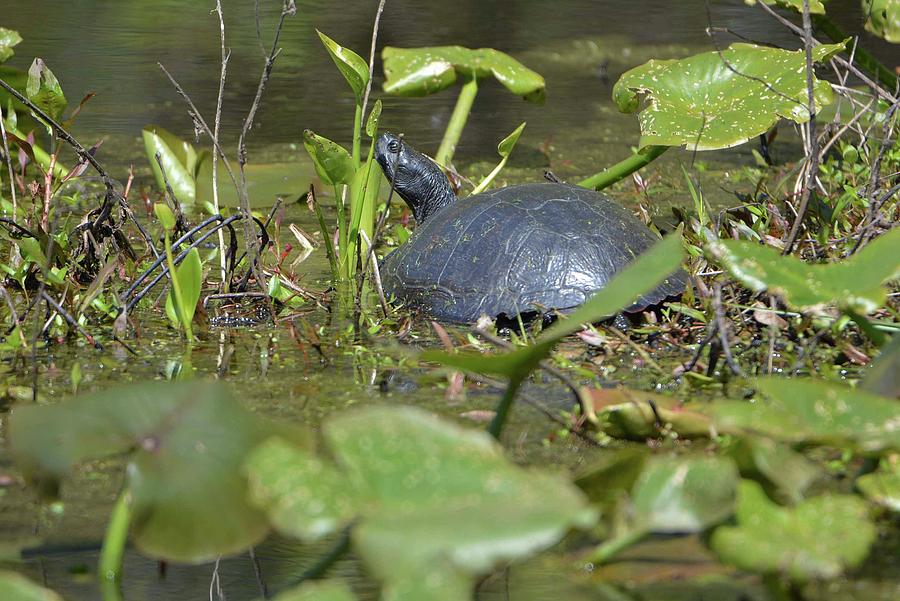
[
  {"x1": 711, "y1": 480, "x2": 875, "y2": 581},
  {"x1": 8, "y1": 381, "x2": 310, "y2": 563},
  {"x1": 856, "y1": 456, "x2": 900, "y2": 512},
  {"x1": 0, "y1": 571, "x2": 62, "y2": 601},
  {"x1": 246, "y1": 406, "x2": 596, "y2": 601},
  {"x1": 863, "y1": 0, "x2": 900, "y2": 42}
]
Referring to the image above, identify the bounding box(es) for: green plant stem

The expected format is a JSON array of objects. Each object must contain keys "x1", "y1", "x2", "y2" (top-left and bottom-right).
[
  {"x1": 587, "y1": 525, "x2": 650, "y2": 564},
  {"x1": 286, "y1": 526, "x2": 352, "y2": 588},
  {"x1": 163, "y1": 231, "x2": 194, "y2": 342},
  {"x1": 488, "y1": 377, "x2": 523, "y2": 440},
  {"x1": 578, "y1": 145, "x2": 668, "y2": 190},
  {"x1": 352, "y1": 103, "x2": 363, "y2": 166},
  {"x1": 435, "y1": 76, "x2": 478, "y2": 167},
  {"x1": 98, "y1": 491, "x2": 131, "y2": 585},
  {"x1": 812, "y1": 15, "x2": 898, "y2": 92},
  {"x1": 334, "y1": 184, "x2": 349, "y2": 279},
  {"x1": 472, "y1": 156, "x2": 509, "y2": 195}
]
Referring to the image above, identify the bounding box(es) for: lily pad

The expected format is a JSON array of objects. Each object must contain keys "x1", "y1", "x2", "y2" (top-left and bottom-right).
[
  {"x1": 580, "y1": 386, "x2": 713, "y2": 439},
  {"x1": 712, "y1": 377, "x2": 900, "y2": 453},
  {"x1": 631, "y1": 456, "x2": 739, "y2": 533},
  {"x1": 744, "y1": 0, "x2": 826, "y2": 14},
  {"x1": 707, "y1": 226, "x2": 900, "y2": 313},
  {"x1": 382, "y1": 46, "x2": 545, "y2": 103},
  {"x1": 710, "y1": 480, "x2": 876, "y2": 581},
  {"x1": 0, "y1": 28, "x2": 22, "y2": 64},
  {"x1": 613, "y1": 42, "x2": 846, "y2": 150},
  {"x1": 0, "y1": 571, "x2": 62, "y2": 601},
  {"x1": 863, "y1": 0, "x2": 900, "y2": 43},
  {"x1": 856, "y1": 456, "x2": 900, "y2": 511},
  {"x1": 272, "y1": 580, "x2": 356, "y2": 601},
  {"x1": 246, "y1": 406, "x2": 596, "y2": 601},
  {"x1": 8, "y1": 380, "x2": 310, "y2": 563}
]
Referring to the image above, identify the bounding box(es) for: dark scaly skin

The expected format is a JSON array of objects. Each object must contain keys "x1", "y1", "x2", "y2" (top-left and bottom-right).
[{"x1": 375, "y1": 133, "x2": 688, "y2": 323}]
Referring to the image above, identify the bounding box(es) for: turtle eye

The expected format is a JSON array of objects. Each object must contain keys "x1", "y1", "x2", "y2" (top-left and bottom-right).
[{"x1": 388, "y1": 139, "x2": 400, "y2": 153}]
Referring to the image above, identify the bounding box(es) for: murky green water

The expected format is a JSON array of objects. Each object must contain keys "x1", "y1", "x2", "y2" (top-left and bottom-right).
[{"x1": 2, "y1": 1, "x2": 898, "y2": 599}]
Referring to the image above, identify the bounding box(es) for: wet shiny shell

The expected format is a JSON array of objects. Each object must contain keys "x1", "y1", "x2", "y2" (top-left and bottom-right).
[{"x1": 381, "y1": 183, "x2": 687, "y2": 323}]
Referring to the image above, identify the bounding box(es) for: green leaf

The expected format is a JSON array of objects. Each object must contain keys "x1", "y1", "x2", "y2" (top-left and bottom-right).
[
  {"x1": 574, "y1": 448, "x2": 649, "y2": 512},
  {"x1": 861, "y1": 334, "x2": 900, "y2": 398},
  {"x1": 317, "y1": 30, "x2": 369, "y2": 101},
  {"x1": 423, "y1": 234, "x2": 686, "y2": 382},
  {"x1": 613, "y1": 42, "x2": 846, "y2": 150},
  {"x1": 726, "y1": 436, "x2": 820, "y2": 504},
  {"x1": 0, "y1": 571, "x2": 62, "y2": 601},
  {"x1": 272, "y1": 580, "x2": 357, "y2": 601},
  {"x1": 707, "y1": 227, "x2": 900, "y2": 313},
  {"x1": 246, "y1": 407, "x2": 596, "y2": 601},
  {"x1": 8, "y1": 381, "x2": 310, "y2": 563},
  {"x1": 497, "y1": 121, "x2": 526, "y2": 158},
  {"x1": 165, "y1": 248, "x2": 202, "y2": 329},
  {"x1": 382, "y1": 46, "x2": 545, "y2": 103},
  {"x1": 710, "y1": 480, "x2": 876, "y2": 582},
  {"x1": 0, "y1": 28, "x2": 22, "y2": 64},
  {"x1": 143, "y1": 125, "x2": 198, "y2": 205},
  {"x1": 302, "y1": 129, "x2": 355, "y2": 186},
  {"x1": 712, "y1": 377, "x2": 900, "y2": 453},
  {"x1": 744, "y1": 0, "x2": 827, "y2": 14},
  {"x1": 25, "y1": 59, "x2": 67, "y2": 122},
  {"x1": 16, "y1": 237, "x2": 48, "y2": 269},
  {"x1": 365, "y1": 99, "x2": 382, "y2": 138},
  {"x1": 856, "y1": 456, "x2": 900, "y2": 511},
  {"x1": 631, "y1": 456, "x2": 739, "y2": 533},
  {"x1": 863, "y1": 0, "x2": 900, "y2": 43},
  {"x1": 154, "y1": 202, "x2": 176, "y2": 232}
]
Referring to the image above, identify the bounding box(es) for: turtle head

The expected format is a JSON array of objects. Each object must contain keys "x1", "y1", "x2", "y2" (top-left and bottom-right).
[{"x1": 375, "y1": 133, "x2": 457, "y2": 224}]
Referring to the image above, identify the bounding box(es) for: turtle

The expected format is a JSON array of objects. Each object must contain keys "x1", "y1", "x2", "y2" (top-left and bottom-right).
[{"x1": 374, "y1": 132, "x2": 688, "y2": 323}]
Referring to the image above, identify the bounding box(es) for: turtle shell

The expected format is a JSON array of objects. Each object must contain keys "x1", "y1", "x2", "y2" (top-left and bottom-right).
[{"x1": 381, "y1": 182, "x2": 687, "y2": 323}]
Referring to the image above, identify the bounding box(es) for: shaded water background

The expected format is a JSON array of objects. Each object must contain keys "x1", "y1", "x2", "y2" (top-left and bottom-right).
[{"x1": 2, "y1": 1, "x2": 898, "y2": 600}]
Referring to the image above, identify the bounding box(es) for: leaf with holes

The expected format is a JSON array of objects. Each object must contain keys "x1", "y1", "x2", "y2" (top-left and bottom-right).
[
  {"x1": 711, "y1": 480, "x2": 876, "y2": 581},
  {"x1": 0, "y1": 28, "x2": 22, "y2": 64},
  {"x1": 863, "y1": 0, "x2": 900, "y2": 42},
  {"x1": 8, "y1": 381, "x2": 310, "y2": 563},
  {"x1": 246, "y1": 407, "x2": 596, "y2": 601},
  {"x1": 25, "y1": 58, "x2": 67, "y2": 122},
  {"x1": 613, "y1": 42, "x2": 846, "y2": 150}
]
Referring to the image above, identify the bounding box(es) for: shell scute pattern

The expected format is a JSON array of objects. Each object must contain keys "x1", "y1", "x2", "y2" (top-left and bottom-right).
[{"x1": 382, "y1": 183, "x2": 687, "y2": 322}]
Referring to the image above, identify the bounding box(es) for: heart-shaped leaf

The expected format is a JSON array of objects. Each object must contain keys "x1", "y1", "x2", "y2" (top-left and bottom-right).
[
  {"x1": 317, "y1": 30, "x2": 369, "y2": 101},
  {"x1": 302, "y1": 129, "x2": 355, "y2": 186},
  {"x1": 712, "y1": 377, "x2": 900, "y2": 453},
  {"x1": 707, "y1": 227, "x2": 900, "y2": 313},
  {"x1": 143, "y1": 125, "x2": 198, "y2": 205},
  {"x1": 0, "y1": 28, "x2": 22, "y2": 64},
  {"x1": 613, "y1": 42, "x2": 846, "y2": 150},
  {"x1": 246, "y1": 406, "x2": 596, "y2": 601},
  {"x1": 8, "y1": 381, "x2": 310, "y2": 563},
  {"x1": 382, "y1": 46, "x2": 545, "y2": 103},
  {"x1": 26, "y1": 58, "x2": 67, "y2": 122},
  {"x1": 863, "y1": 0, "x2": 900, "y2": 43},
  {"x1": 710, "y1": 480, "x2": 876, "y2": 581},
  {"x1": 0, "y1": 571, "x2": 62, "y2": 601}
]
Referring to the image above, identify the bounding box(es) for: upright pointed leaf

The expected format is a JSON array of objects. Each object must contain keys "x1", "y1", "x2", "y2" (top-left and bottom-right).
[
  {"x1": 143, "y1": 125, "x2": 197, "y2": 204},
  {"x1": 25, "y1": 59, "x2": 67, "y2": 122},
  {"x1": 317, "y1": 30, "x2": 369, "y2": 101},
  {"x1": 303, "y1": 129, "x2": 355, "y2": 186},
  {"x1": 365, "y1": 99, "x2": 382, "y2": 137},
  {"x1": 165, "y1": 247, "x2": 202, "y2": 329}
]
